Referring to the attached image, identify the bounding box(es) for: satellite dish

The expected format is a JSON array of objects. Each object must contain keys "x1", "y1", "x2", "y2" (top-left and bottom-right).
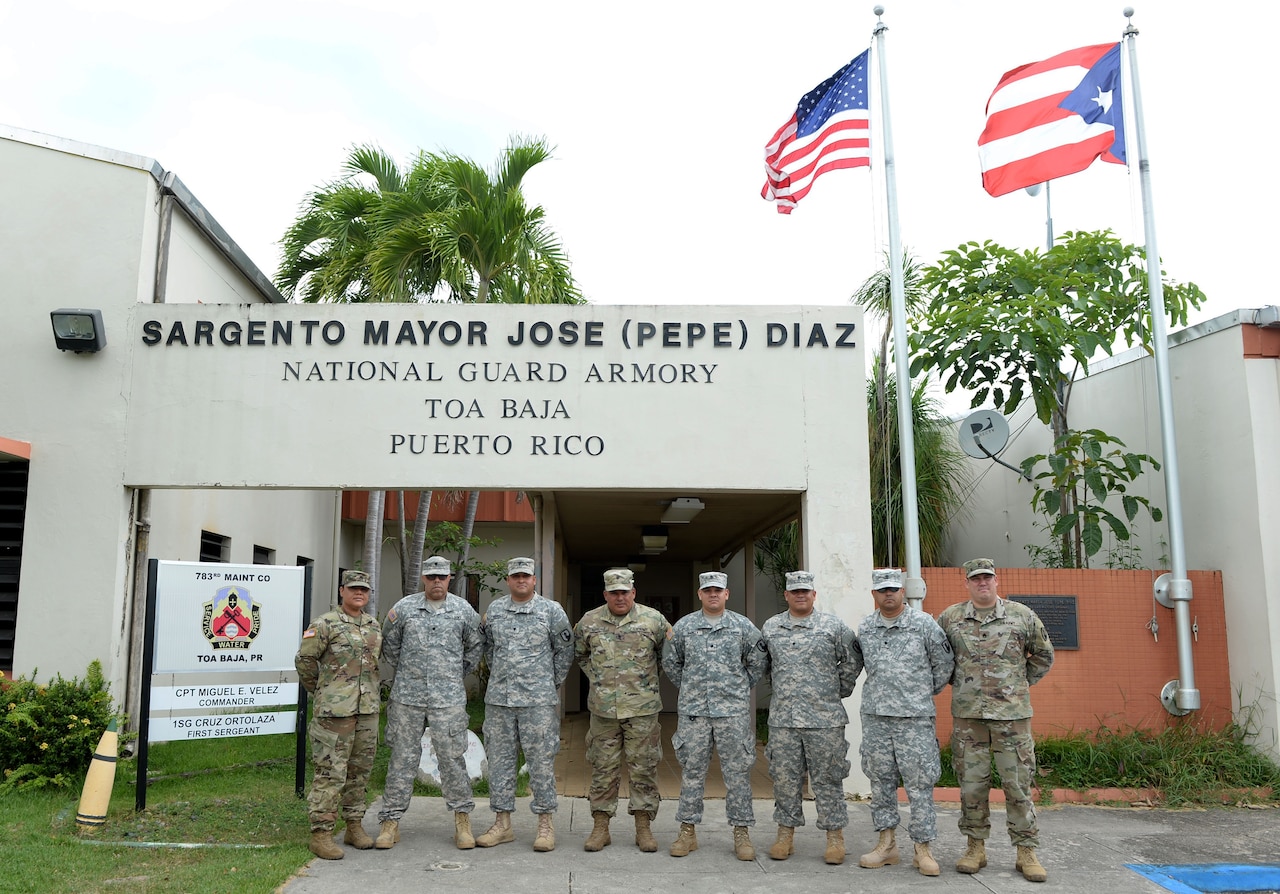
[{"x1": 959, "y1": 410, "x2": 1010, "y2": 459}]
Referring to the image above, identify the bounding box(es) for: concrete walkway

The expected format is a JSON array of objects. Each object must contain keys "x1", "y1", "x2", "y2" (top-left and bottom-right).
[{"x1": 281, "y1": 796, "x2": 1280, "y2": 893}]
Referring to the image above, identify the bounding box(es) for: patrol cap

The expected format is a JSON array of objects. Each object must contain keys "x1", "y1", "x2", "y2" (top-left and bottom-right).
[
  {"x1": 872, "y1": 568, "x2": 904, "y2": 590},
  {"x1": 699, "y1": 571, "x2": 728, "y2": 590},
  {"x1": 421, "y1": 555, "x2": 452, "y2": 576},
  {"x1": 507, "y1": 556, "x2": 536, "y2": 576},
  {"x1": 963, "y1": 557, "x2": 997, "y2": 578},
  {"x1": 784, "y1": 570, "x2": 815, "y2": 591},
  {"x1": 341, "y1": 570, "x2": 372, "y2": 589},
  {"x1": 604, "y1": 568, "x2": 634, "y2": 591}
]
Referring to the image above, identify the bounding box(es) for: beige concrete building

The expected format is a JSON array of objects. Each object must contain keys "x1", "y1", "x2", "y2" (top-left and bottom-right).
[{"x1": 949, "y1": 312, "x2": 1280, "y2": 753}]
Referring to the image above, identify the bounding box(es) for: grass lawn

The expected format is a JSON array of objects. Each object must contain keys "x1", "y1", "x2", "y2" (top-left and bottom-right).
[{"x1": 3, "y1": 702, "x2": 508, "y2": 894}]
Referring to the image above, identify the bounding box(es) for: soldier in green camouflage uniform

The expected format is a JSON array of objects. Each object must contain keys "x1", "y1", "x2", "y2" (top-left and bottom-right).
[
  {"x1": 662, "y1": 571, "x2": 768, "y2": 861},
  {"x1": 938, "y1": 558, "x2": 1054, "y2": 883},
  {"x1": 761, "y1": 571, "x2": 857, "y2": 865},
  {"x1": 377, "y1": 555, "x2": 484, "y2": 850},
  {"x1": 851, "y1": 568, "x2": 954, "y2": 876},
  {"x1": 475, "y1": 557, "x2": 574, "y2": 853},
  {"x1": 574, "y1": 568, "x2": 671, "y2": 853},
  {"x1": 295, "y1": 569, "x2": 383, "y2": 860}
]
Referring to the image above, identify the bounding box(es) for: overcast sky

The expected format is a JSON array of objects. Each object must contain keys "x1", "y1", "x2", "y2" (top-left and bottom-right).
[{"x1": 2, "y1": 1, "x2": 1274, "y2": 333}]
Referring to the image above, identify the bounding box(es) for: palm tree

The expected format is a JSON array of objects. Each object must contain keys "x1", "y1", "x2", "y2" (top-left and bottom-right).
[
  {"x1": 867, "y1": 377, "x2": 970, "y2": 567},
  {"x1": 277, "y1": 138, "x2": 581, "y2": 608},
  {"x1": 370, "y1": 136, "x2": 582, "y2": 305},
  {"x1": 852, "y1": 250, "x2": 969, "y2": 567},
  {"x1": 276, "y1": 147, "x2": 419, "y2": 609}
]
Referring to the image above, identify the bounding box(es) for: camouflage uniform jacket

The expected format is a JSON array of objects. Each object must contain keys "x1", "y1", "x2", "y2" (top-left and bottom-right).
[
  {"x1": 482, "y1": 593, "x2": 574, "y2": 707},
  {"x1": 294, "y1": 609, "x2": 382, "y2": 718},
  {"x1": 937, "y1": 598, "x2": 1054, "y2": 720},
  {"x1": 574, "y1": 602, "x2": 670, "y2": 719},
  {"x1": 662, "y1": 609, "x2": 766, "y2": 717},
  {"x1": 381, "y1": 591, "x2": 483, "y2": 708},
  {"x1": 851, "y1": 605, "x2": 954, "y2": 718},
  {"x1": 761, "y1": 609, "x2": 856, "y2": 728}
]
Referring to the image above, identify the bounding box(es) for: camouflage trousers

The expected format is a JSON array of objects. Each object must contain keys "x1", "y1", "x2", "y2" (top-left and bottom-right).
[
  {"x1": 672, "y1": 713, "x2": 756, "y2": 826},
  {"x1": 951, "y1": 717, "x2": 1039, "y2": 846},
  {"x1": 586, "y1": 712, "x2": 662, "y2": 818},
  {"x1": 307, "y1": 713, "x2": 378, "y2": 832},
  {"x1": 378, "y1": 701, "x2": 474, "y2": 821},
  {"x1": 861, "y1": 715, "x2": 941, "y2": 842},
  {"x1": 765, "y1": 725, "x2": 849, "y2": 830},
  {"x1": 483, "y1": 703, "x2": 561, "y2": 815}
]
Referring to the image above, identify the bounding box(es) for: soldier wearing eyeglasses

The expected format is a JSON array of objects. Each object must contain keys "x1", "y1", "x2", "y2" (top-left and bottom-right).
[{"x1": 376, "y1": 555, "x2": 484, "y2": 851}]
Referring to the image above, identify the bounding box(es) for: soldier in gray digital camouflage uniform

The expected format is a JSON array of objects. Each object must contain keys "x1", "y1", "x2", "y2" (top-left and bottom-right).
[
  {"x1": 851, "y1": 568, "x2": 955, "y2": 876},
  {"x1": 475, "y1": 556, "x2": 574, "y2": 852},
  {"x1": 760, "y1": 570, "x2": 857, "y2": 865},
  {"x1": 574, "y1": 568, "x2": 671, "y2": 853},
  {"x1": 938, "y1": 558, "x2": 1054, "y2": 883},
  {"x1": 295, "y1": 569, "x2": 382, "y2": 860},
  {"x1": 376, "y1": 555, "x2": 484, "y2": 850},
  {"x1": 662, "y1": 571, "x2": 767, "y2": 861}
]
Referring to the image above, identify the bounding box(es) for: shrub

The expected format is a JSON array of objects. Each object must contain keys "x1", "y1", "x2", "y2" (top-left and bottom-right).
[{"x1": 0, "y1": 661, "x2": 119, "y2": 792}]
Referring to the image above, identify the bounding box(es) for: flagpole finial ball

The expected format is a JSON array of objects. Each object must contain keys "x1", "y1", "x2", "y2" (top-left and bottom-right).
[
  {"x1": 873, "y1": 4, "x2": 884, "y2": 15},
  {"x1": 1123, "y1": 6, "x2": 1134, "y2": 16}
]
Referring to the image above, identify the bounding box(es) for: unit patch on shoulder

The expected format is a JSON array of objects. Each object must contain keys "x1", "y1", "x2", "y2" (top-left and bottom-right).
[
  {"x1": 387, "y1": 608, "x2": 398, "y2": 623},
  {"x1": 559, "y1": 629, "x2": 572, "y2": 643},
  {"x1": 756, "y1": 640, "x2": 767, "y2": 652}
]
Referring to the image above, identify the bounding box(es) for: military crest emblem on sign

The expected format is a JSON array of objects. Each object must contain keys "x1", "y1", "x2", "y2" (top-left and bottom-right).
[{"x1": 202, "y1": 586, "x2": 261, "y2": 650}]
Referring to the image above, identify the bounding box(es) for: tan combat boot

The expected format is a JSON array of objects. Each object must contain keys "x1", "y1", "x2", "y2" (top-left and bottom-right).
[
  {"x1": 913, "y1": 841, "x2": 940, "y2": 876},
  {"x1": 309, "y1": 829, "x2": 344, "y2": 860},
  {"x1": 769, "y1": 826, "x2": 795, "y2": 860},
  {"x1": 374, "y1": 819, "x2": 400, "y2": 849},
  {"x1": 533, "y1": 813, "x2": 556, "y2": 852},
  {"x1": 956, "y1": 836, "x2": 987, "y2": 874},
  {"x1": 1016, "y1": 845, "x2": 1048, "y2": 882},
  {"x1": 859, "y1": 828, "x2": 900, "y2": 868},
  {"x1": 344, "y1": 819, "x2": 374, "y2": 850},
  {"x1": 634, "y1": 812, "x2": 658, "y2": 852},
  {"x1": 475, "y1": 811, "x2": 514, "y2": 847},
  {"x1": 824, "y1": 829, "x2": 846, "y2": 865},
  {"x1": 669, "y1": 822, "x2": 698, "y2": 857},
  {"x1": 454, "y1": 812, "x2": 475, "y2": 849},
  {"x1": 584, "y1": 811, "x2": 611, "y2": 851},
  {"x1": 733, "y1": 826, "x2": 755, "y2": 861}
]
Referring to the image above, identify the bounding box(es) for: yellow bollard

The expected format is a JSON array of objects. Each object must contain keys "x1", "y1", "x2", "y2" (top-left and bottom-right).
[{"x1": 75, "y1": 718, "x2": 119, "y2": 833}]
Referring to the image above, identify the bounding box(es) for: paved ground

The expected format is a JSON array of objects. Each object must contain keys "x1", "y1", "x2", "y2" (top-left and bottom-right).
[{"x1": 280, "y1": 796, "x2": 1280, "y2": 894}]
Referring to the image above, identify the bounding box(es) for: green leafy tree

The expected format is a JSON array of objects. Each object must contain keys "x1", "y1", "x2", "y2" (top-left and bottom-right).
[
  {"x1": 913, "y1": 230, "x2": 1205, "y2": 566},
  {"x1": 1020, "y1": 429, "x2": 1164, "y2": 562}
]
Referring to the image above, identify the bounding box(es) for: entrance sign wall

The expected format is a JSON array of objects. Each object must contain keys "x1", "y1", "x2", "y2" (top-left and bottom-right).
[
  {"x1": 129, "y1": 302, "x2": 874, "y2": 791},
  {"x1": 126, "y1": 304, "x2": 866, "y2": 493}
]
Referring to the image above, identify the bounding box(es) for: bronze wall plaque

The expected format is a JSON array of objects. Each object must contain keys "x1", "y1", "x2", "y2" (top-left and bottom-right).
[{"x1": 1008, "y1": 595, "x2": 1078, "y2": 650}]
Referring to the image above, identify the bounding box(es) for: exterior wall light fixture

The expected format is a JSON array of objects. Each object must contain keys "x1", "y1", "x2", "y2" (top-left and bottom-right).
[{"x1": 50, "y1": 308, "x2": 106, "y2": 353}]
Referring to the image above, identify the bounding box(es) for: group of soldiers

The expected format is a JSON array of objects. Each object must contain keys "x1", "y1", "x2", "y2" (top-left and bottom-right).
[{"x1": 294, "y1": 554, "x2": 1055, "y2": 883}]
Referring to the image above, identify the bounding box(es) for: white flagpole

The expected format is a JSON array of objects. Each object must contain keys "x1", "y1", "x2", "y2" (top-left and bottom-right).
[
  {"x1": 872, "y1": 6, "x2": 924, "y2": 608},
  {"x1": 1123, "y1": 7, "x2": 1199, "y2": 712}
]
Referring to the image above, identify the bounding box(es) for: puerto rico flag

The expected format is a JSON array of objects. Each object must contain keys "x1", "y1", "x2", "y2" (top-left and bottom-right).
[{"x1": 978, "y1": 43, "x2": 1125, "y2": 197}]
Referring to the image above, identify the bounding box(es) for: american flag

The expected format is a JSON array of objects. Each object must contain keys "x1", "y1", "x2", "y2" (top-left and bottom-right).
[{"x1": 762, "y1": 49, "x2": 871, "y2": 215}]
